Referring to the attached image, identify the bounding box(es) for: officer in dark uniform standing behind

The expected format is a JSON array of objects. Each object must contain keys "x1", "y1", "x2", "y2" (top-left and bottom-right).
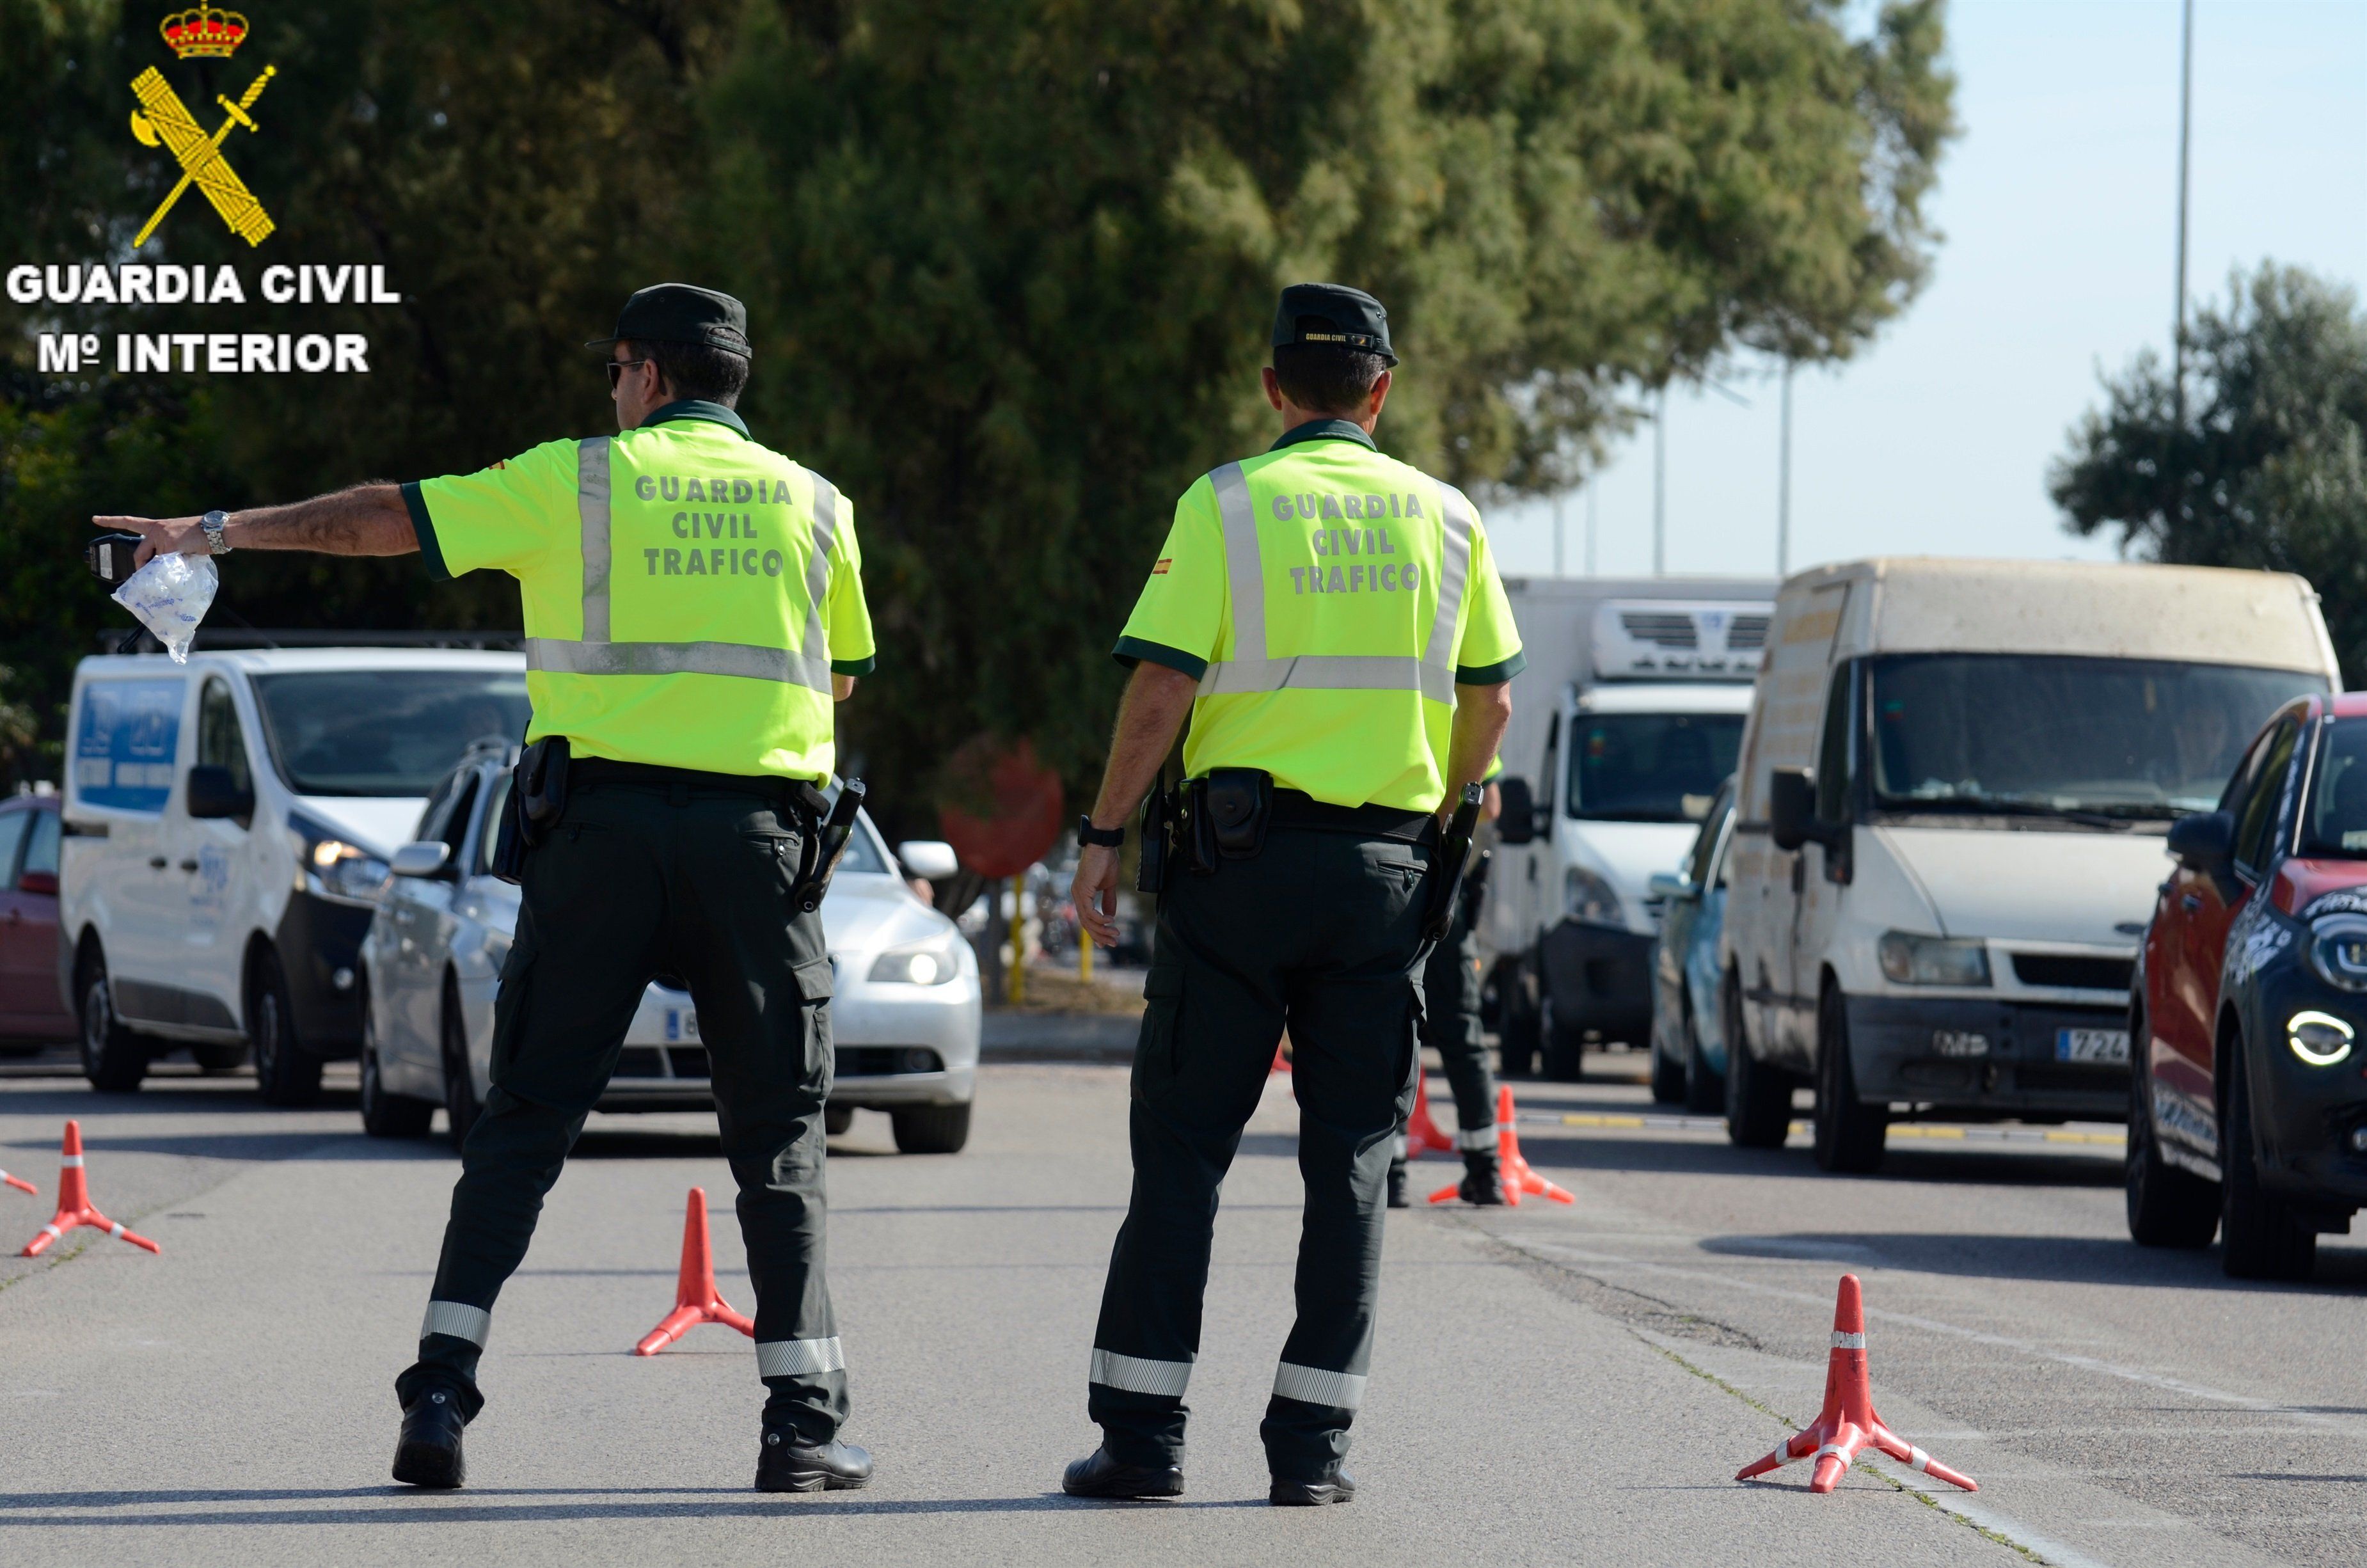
[
  {"x1": 1063, "y1": 284, "x2": 1523, "y2": 1505},
  {"x1": 1390, "y1": 763, "x2": 1506, "y2": 1208},
  {"x1": 96, "y1": 283, "x2": 879, "y2": 1494}
]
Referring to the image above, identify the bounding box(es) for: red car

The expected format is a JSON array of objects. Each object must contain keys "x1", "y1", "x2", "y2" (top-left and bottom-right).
[
  {"x1": 0, "y1": 793, "x2": 74, "y2": 1050},
  {"x1": 2130, "y1": 690, "x2": 2367, "y2": 1279}
]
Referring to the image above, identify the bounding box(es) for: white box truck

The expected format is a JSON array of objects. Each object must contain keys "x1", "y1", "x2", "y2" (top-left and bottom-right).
[{"x1": 1485, "y1": 575, "x2": 1778, "y2": 1079}]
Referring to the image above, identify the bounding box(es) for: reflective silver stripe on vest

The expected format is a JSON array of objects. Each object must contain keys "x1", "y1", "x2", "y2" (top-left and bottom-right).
[
  {"x1": 420, "y1": 1300, "x2": 491, "y2": 1347},
  {"x1": 1272, "y1": 1361, "x2": 1366, "y2": 1409},
  {"x1": 1194, "y1": 470, "x2": 1473, "y2": 701},
  {"x1": 578, "y1": 436, "x2": 614, "y2": 642},
  {"x1": 526, "y1": 637, "x2": 834, "y2": 688},
  {"x1": 799, "y1": 475, "x2": 841, "y2": 672},
  {"x1": 756, "y1": 1336, "x2": 847, "y2": 1378},
  {"x1": 1089, "y1": 1347, "x2": 1192, "y2": 1398}
]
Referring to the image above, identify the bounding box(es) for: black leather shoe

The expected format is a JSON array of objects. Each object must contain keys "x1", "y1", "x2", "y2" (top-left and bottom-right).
[
  {"x1": 1459, "y1": 1153, "x2": 1507, "y2": 1207},
  {"x1": 1386, "y1": 1162, "x2": 1410, "y2": 1209},
  {"x1": 391, "y1": 1388, "x2": 466, "y2": 1489},
  {"x1": 756, "y1": 1433, "x2": 873, "y2": 1492},
  {"x1": 1271, "y1": 1467, "x2": 1356, "y2": 1506},
  {"x1": 1062, "y1": 1446, "x2": 1184, "y2": 1500}
]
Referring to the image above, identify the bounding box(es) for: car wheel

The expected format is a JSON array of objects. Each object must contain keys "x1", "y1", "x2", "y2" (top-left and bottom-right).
[
  {"x1": 824, "y1": 1102, "x2": 855, "y2": 1137},
  {"x1": 193, "y1": 1041, "x2": 249, "y2": 1073},
  {"x1": 1540, "y1": 993, "x2": 1588, "y2": 1082},
  {"x1": 2125, "y1": 997, "x2": 2217, "y2": 1247},
  {"x1": 1724, "y1": 970, "x2": 1789, "y2": 1149},
  {"x1": 1682, "y1": 994, "x2": 1725, "y2": 1115},
  {"x1": 249, "y1": 949, "x2": 322, "y2": 1107},
  {"x1": 891, "y1": 1102, "x2": 971, "y2": 1154},
  {"x1": 1648, "y1": 1017, "x2": 1686, "y2": 1105},
  {"x1": 1498, "y1": 958, "x2": 1541, "y2": 1079},
  {"x1": 2219, "y1": 1039, "x2": 2315, "y2": 1280},
  {"x1": 1812, "y1": 985, "x2": 1887, "y2": 1173},
  {"x1": 359, "y1": 981, "x2": 434, "y2": 1139},
  {"x1": 441, "y1": 975, "x2": 482, "y2": 1149},
  {"x1": 77, "y1": 949, "x2": 147, "y2": 1094}
]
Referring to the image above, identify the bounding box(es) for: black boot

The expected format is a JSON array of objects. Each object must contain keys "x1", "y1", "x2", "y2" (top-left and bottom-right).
[
  {"x1": 1063, "y1": 1445, "x2": 1184, "y2": 1500},
  {"x1": 755, "y1": 1431, "x2": 873, "y2": 1493},
  {"x1": 1271, "y1": 1465, "x2": 1356, "y2": 1506},
  {"x1": 391, "y1": 1388, "x2": 466, "y2": 1489},
  {"x1": 1386, "y1": 1160, "x2": 1409, "y2": 1209},
  {"x1": 1458, "y1": 1152, "x2": 1507, "y2": 1206}
]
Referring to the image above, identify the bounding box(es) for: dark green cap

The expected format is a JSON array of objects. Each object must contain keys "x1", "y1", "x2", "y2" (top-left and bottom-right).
[
  {"x1": 1272, "y1": 283, "x2": 1397, "y2": 366},
  {"x1": 586, "y1": 282, "x2": 752, "y2": 359}
]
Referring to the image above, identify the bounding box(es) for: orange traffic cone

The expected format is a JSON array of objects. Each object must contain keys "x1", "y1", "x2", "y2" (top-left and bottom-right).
[
  {"x1": 19, "y1": 1120, "x2": 158, "y2": 1256},
  {"x1": 1271, "y1": 1041, "x2": 1290, "y2": 1075},
  {"x1": 633, "y1": 1187, "x2": 755, "y2": 1355},
  {"x1": 1404, "y1": 1073, "x2": 1456, "y2": 1159},
  {"x1": 1429, "y1": 1086, "x2": 1573, "y2": 1205},
  {"x1": 1734, "y1": 1274, "x2": 1977, "y2": 1494},
  {"x1": 1, "y1": 1164, "x2": 33, "y2": 1196}
]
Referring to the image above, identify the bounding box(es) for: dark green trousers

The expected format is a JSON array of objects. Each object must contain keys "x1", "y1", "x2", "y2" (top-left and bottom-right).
[
  {"x1": 1088, "y1": 823, "x2": 1429, "y2": 1480},
  {"x1": 1395, "y1": 887, "x2": 1500, "y2": 1159},
  {"x1": 394, "y1": 772, "x2": 846, "y2": 1443}
]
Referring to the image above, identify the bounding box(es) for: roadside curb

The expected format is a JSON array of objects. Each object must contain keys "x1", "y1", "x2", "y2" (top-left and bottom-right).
[{"x1": 980, "y1": 1011, "x2": 1140, "y2": 1063}]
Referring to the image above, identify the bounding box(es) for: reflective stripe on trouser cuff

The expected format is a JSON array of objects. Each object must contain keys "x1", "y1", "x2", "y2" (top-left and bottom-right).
[
  {"x1": 1196, "y1": 654, "x2": 1453, "y2": 704},
  {"x1": 526, "y1": 637, "x2": 834, "y2": 692},
  {"x1": 1090, "y1": 1348, "x2": 1192, "y2": 1398},
  {"x1": 1272, "y1": 1362, "x2": 1366, "y2": 1410},
  {"x1": 1456, "y1": 1124, "x2": 1500, "y2": 1151},
  {"x1": 756, "y1": 1337, "x2": 847, "y2": 1378},
  {"x1": 421, "y1": 1301, "x2": 491, "y2": 1347},
  {"x1": 1391, "y1": 1134, "x2": 1408, "y2": 1159}
]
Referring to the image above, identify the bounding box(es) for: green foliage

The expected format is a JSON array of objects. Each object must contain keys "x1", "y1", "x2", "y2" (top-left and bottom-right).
[{"x1": 2054, "y1": 264, "x2": 2367, "y2": 685}]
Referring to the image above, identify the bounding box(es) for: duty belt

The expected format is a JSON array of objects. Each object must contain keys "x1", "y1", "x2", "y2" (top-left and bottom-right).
[
  {"x1": 1267, "y1": 788, "x2": 1435, "y2": 844},
  {"x1": 570, "y1": 757, "x2": 830, "y2": 818}
]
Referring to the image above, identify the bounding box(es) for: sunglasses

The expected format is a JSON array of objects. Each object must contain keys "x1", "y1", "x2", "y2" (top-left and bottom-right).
[{"x1": 606, "y1": 356, "x2": 653, "y2": 390}]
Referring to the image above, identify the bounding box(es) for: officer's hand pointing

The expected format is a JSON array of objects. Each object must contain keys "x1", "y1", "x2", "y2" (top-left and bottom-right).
[{"x1": 1072, "y1": 845, "x2": 1122, "y2": 949}]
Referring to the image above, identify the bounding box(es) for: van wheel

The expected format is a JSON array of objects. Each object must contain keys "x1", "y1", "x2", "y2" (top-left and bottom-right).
[
  {"x1": 77, "y1": 950, "x2": 148, "y2": 1094},
  {"x1": 1682, "y1": 995, "x2": 1725, "y2": 1114},
  {"x1": 1812, "y1": 986, "x2": 1888, "y2": 1173},
  {"x1": 824, "y1": 1102, "x2": 855, "y2": 1137},
  {"x1": 1724, "y1": 972, "x2": 1789, "y2": 1148},
  {"x1": 2219, "y1": 1041, "x2": 2315, "y2": 1279},
  {"x1": 2126, "y1": 1002, "x2": 2217, "y2": 1246},
  {"x1": 1539, "y1": 994, "x2": 1588, "y2": 1082},
  {"x1": 891, "y1": 1102, "x2": 971, "y2": 1154},
  {"x1": 441, "y1": 976, "x2": 482, "y2": 1149},
  {"x1": 250, "y1": 951, "x2": 322, "y2": 1107},
  {"x1": 1498, "y1": 959, "x2": 1541, "y2": 1078}
]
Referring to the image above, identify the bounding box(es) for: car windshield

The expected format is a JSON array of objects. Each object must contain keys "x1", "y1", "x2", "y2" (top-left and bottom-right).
[
  {"x1": 2300, "y1": 718, "x2": 2367, "y2": 859},
  {"x1": 1566, "y1": 713, "x2": 1745, "y2": 823},
  {"x1": 1868, "y1": 654, "x2": 2322, "y2": 820},
  {"x1": 251, "y1": 670, "x2": 530, "y2": 796}
]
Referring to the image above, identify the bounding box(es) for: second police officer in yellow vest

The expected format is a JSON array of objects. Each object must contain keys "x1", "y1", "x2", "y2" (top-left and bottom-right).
[{"x1": 1065, "y1": 283, "x2": 1523, "y2": 1505}]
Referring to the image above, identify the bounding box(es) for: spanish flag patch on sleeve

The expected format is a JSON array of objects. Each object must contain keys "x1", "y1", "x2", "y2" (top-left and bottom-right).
[{"x1": 1150, "y1": 558, "x2": 1171, "y2": 575}]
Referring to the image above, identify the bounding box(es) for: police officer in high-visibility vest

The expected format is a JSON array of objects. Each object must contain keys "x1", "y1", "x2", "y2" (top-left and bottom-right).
[
  {"x1": 1063, "y1": 284, "x2": 1522, "y2": 1505},
  {"x1": 95, "y1": 283, "x2": 878, "y2": 1496},
  {"x1": 1389, "y1": 757, "x2": 1506, "y2": 1208}
]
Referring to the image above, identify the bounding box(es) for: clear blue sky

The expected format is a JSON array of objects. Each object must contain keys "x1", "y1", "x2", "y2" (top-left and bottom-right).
[{"x1": 1489, "y1": 0, "x2": 2367, "y2": 582}]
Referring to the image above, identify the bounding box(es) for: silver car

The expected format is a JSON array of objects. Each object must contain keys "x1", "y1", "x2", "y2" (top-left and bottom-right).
[{"x1": 356, "y1": 742, "x2": 980, "y2": 1153}]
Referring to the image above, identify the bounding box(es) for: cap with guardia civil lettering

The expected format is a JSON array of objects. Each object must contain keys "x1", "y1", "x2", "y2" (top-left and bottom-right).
[
  {"x1": 585, "y1": 282, "x2": 752, "y2": 359},
  {"x1": 1271, "y1": 282, "x2": 1397, "y2": 367}
]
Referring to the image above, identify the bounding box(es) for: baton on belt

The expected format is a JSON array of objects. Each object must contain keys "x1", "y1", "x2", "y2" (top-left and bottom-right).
[
  {"x1": 1420, "y1": 782, "x2": 1487, "y2": 948},
  {"x1": 798, "y1": 779, "x2": 869, "y2": 914}
]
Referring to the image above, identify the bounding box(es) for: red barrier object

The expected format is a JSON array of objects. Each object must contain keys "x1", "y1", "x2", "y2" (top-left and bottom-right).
[
  {"x1": 1, "y1": 1166, "x2": 34, "y2": 1196},
  {"x1": 633, "y1": 1186, "x2": 754, "y2": 1355},
  {"x1": 19, "y1": 1120, "x2": 159, "y2": 1256},
  {"x1": 1429, "y1": 1086, "x2": 1574, "y2": 1206},
  {"x1": 1404, "y1": 1073, "x2": 1455, "y2": 1159},
  {"x1": 1734, "y1": 1274, "x2": 1977, "y2": 1494},
  {"x1": 1271, "y1": 1043, "x2": 1290, "y2": 1075}
]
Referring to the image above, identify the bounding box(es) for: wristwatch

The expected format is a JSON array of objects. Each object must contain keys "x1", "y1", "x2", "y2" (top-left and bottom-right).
[
  {"x1": 200, "y1": 509, "x2": 232, "y2": 554},
  {"x1": 1077, "y1": 814, "x2": 1125, "y2": 849}
]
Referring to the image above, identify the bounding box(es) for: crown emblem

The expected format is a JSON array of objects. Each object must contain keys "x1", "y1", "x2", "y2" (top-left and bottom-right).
[{"x1": 159, "y1": 4, "x2": 249, "y2": 59}]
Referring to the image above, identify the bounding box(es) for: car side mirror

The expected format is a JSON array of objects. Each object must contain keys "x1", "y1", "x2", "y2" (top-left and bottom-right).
[
  {"x1": 17, "y1": 869, "x2": 58, "y2": 896},
  {"x1": 1646, "y1": 871, "x2": 1694, "y2": 902},
  {"x1": 1769, "y1": 768, "x2": 1818, "y2": 852},
  {"x1": 1496, "y1": 776, "x2": 1537, "y2": 845},
  {"x1": 185, "y1": 764, "x2": 253, "y2": 822},
  {"x1": 897, "y1": 840, "x2": 960, "y2": 881},
  {"x1": 389, "y1": 841, "x2": 454, "y2": 879},
  {"x1": 2167, "y1": 810, "x2": 2236, "y2": 882}
]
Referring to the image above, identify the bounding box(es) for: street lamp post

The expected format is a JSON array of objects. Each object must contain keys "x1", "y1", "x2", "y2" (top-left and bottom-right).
[
  {"x1": 1651, "y1": 386, "x2": 1666, "y2": 576},
  {"x1": 2174, "y1": 0, "x2": 2194, "y2": 426},
  {"x1": 1777, "y1": 360, "x2": 1793, "y2": 577}
]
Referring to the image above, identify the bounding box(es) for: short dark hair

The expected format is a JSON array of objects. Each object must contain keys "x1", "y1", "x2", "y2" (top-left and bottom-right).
[
  {"x1": 639, "y1": 338, "x2": 751, "y2": 407},
  {"x1": 1272, "y1": 338, "x2": 1386, "y2": 415}
]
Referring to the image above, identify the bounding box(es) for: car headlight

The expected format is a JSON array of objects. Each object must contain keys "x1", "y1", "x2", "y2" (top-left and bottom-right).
[
  {"x1": 869, "y1": 934, "x2": 965, "y2": 986},
  {"x1": 2306, "y1": 915, "x2": 2367, "y2": 993},
  {"x1": 1877, "y1": 931, "x2": 1991, "y2": 987},
  {"x1": 292, "y1": 817, "x2": 390, "y2": 905},
  {"x1": 1563, "y1": 866, "x2": 1624, "y2": 928},
  {"x1": 2288, "y1": 1010, "x2": 2355, "y2": 1066}
]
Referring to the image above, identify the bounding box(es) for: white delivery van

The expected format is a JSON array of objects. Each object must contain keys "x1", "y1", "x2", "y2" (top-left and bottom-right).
[
  {"x1": 58, "y1": 647, "x2": 530, "y2": 1102},
  {"x1": 1722, "y1": 557, "x2": 2339, "y2": 1171},
  {"x1": 1487, "y1": 578, "x2": 1777, "y2": 1079}
]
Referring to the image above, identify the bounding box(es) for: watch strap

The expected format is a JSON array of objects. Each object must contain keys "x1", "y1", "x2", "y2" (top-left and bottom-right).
[{"x1": 1077, "y1": 814, "x2": 1125, "y2": 848}]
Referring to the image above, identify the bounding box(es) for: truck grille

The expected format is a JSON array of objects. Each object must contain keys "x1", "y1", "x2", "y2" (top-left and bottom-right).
[
  {"x1": 2009, "y1": 953, "x2": 2134, "y2": 993},
  {"x1": 1619, "y1": 611, "x2": 1698, "y2": 649},
  {"x1": 1727, "y1": 615, "x2": 1770, "y2": 651}
]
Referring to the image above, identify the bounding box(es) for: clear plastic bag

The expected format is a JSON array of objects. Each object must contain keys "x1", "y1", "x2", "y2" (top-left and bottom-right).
[{"x1": 111, "y1": 551, "x2": 219, "y2": 663}]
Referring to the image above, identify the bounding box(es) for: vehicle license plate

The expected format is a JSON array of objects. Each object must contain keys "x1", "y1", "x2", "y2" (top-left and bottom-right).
[
  {"x1": 2055, "y1": 1027, "x2": 2127, "y2": 1064},
  {"x1": 665, "y1": 1008, "x2": 701, "y2": 1043}
]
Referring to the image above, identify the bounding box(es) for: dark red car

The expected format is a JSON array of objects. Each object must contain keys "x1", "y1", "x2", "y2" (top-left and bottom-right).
[
  {"x1": 2130, "y1": 691, "x2": 2367, "y2": 1278},
  {"x1": 0, "y1": 793, "x2": 74, "y2": 1050}
]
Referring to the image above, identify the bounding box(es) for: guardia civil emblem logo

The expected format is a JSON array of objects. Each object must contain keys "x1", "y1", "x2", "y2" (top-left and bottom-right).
[{"x1": 127, "y1": 5, "x2": 278, "y2": 248}]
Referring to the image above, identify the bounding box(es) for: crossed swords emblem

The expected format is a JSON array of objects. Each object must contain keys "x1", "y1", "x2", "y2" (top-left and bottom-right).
[{"x1": 128, "y1": 65, "x2": 277, "y2": 248}]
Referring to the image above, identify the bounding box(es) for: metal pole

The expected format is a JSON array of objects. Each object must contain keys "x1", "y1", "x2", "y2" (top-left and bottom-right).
[
  {"x1": 1777, "y1": 360, "x2": 1794, "y2": 577},
  {"x1": 1585, "y1": 480, "x2": 1598, "y2": 576},
  {"x1": 1652, "y1": 386, "x2": 1666, "y2": 576},
  {"x1": 1008, "y1": 871, "x2": 1027, "y2": 1006},
  {"x1": 2174, "y1": 0, "x2": 2194, "y2": 426},
  {"x1": 1553, "y1": 491, "x2": 1565, "y2": 577}
]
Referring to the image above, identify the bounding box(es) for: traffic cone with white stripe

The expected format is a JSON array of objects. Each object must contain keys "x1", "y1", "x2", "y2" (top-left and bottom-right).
[
  {"x1": 18, "y1": 1120, "x2": 159, "y2": 1256},
  {"x1": 1404, "y1": 1073, "x2": 1456, "y2": 1159},
  {"x1": 1734, "y1": 1274, "x2": 1976, "y2": 1494},
  {"x1": 1, "y1": 1165, "x2": 33, "y2": 1196},
  {"x1": 633, "y1": 1186, "x2": 754, "y2": 1355},
  {"x1": 1428, "y1": 1086, "x2": 1574, "y2": 1205}
]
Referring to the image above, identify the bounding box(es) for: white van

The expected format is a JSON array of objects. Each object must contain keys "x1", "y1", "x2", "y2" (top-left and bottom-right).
[
  {"x1": 58, "y1": 648, "x2": 530, "y2": 1100},
  {"x1": 1721, "y1": 557, "x2": 2338, "y2": 1171}
]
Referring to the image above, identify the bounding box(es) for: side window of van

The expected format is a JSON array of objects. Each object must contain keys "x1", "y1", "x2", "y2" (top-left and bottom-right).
[
  {"x1": 197, "y1": 679, "x2": 253, "y2": 799},
  {"x1": 1814, "y1": 661, "x2": 1854, "y2": 825},
  {"x1": 2234, "y1": 718, "x2": 2300, "y2": 875}
]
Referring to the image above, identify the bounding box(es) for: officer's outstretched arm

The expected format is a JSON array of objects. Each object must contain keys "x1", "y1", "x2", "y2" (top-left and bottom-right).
[
  {"x1": 1071, "y1": 662, "x2": 1196, "y2": 947},
  {"x1": 95, "y1": 484, "x2": 418, "y2": 567},
  {"x1": 1445, "y1": 681, "x2": 1514, "y2": 818}
]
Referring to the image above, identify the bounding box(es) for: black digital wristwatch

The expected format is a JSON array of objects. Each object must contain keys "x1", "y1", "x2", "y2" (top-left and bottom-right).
[{"x1": 1077, "y1": 815, "x2": 1125, "y2": 849}]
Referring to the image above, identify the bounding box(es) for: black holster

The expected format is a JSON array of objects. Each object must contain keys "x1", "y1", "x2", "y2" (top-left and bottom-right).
[
  {"x1": 489, "y1": 736, "x2": 570, "y2": 886},
  {"x1": 1137, "y1": 788, "x2": 1173, "y2": 894},
  {"x1": 1201, "y1": 768, "x2": 1272, "y2": 860}
]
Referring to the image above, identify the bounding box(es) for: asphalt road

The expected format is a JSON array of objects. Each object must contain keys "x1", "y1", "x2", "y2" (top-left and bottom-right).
[{"x1": 0, "y1": 1044, "x2": 2356, "y2": 1566}]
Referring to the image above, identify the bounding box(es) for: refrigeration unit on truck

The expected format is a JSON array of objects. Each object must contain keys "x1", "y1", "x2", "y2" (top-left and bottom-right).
[{"x1": 1486, "y1": 578, "x2": 1777, "y2": 1081}]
